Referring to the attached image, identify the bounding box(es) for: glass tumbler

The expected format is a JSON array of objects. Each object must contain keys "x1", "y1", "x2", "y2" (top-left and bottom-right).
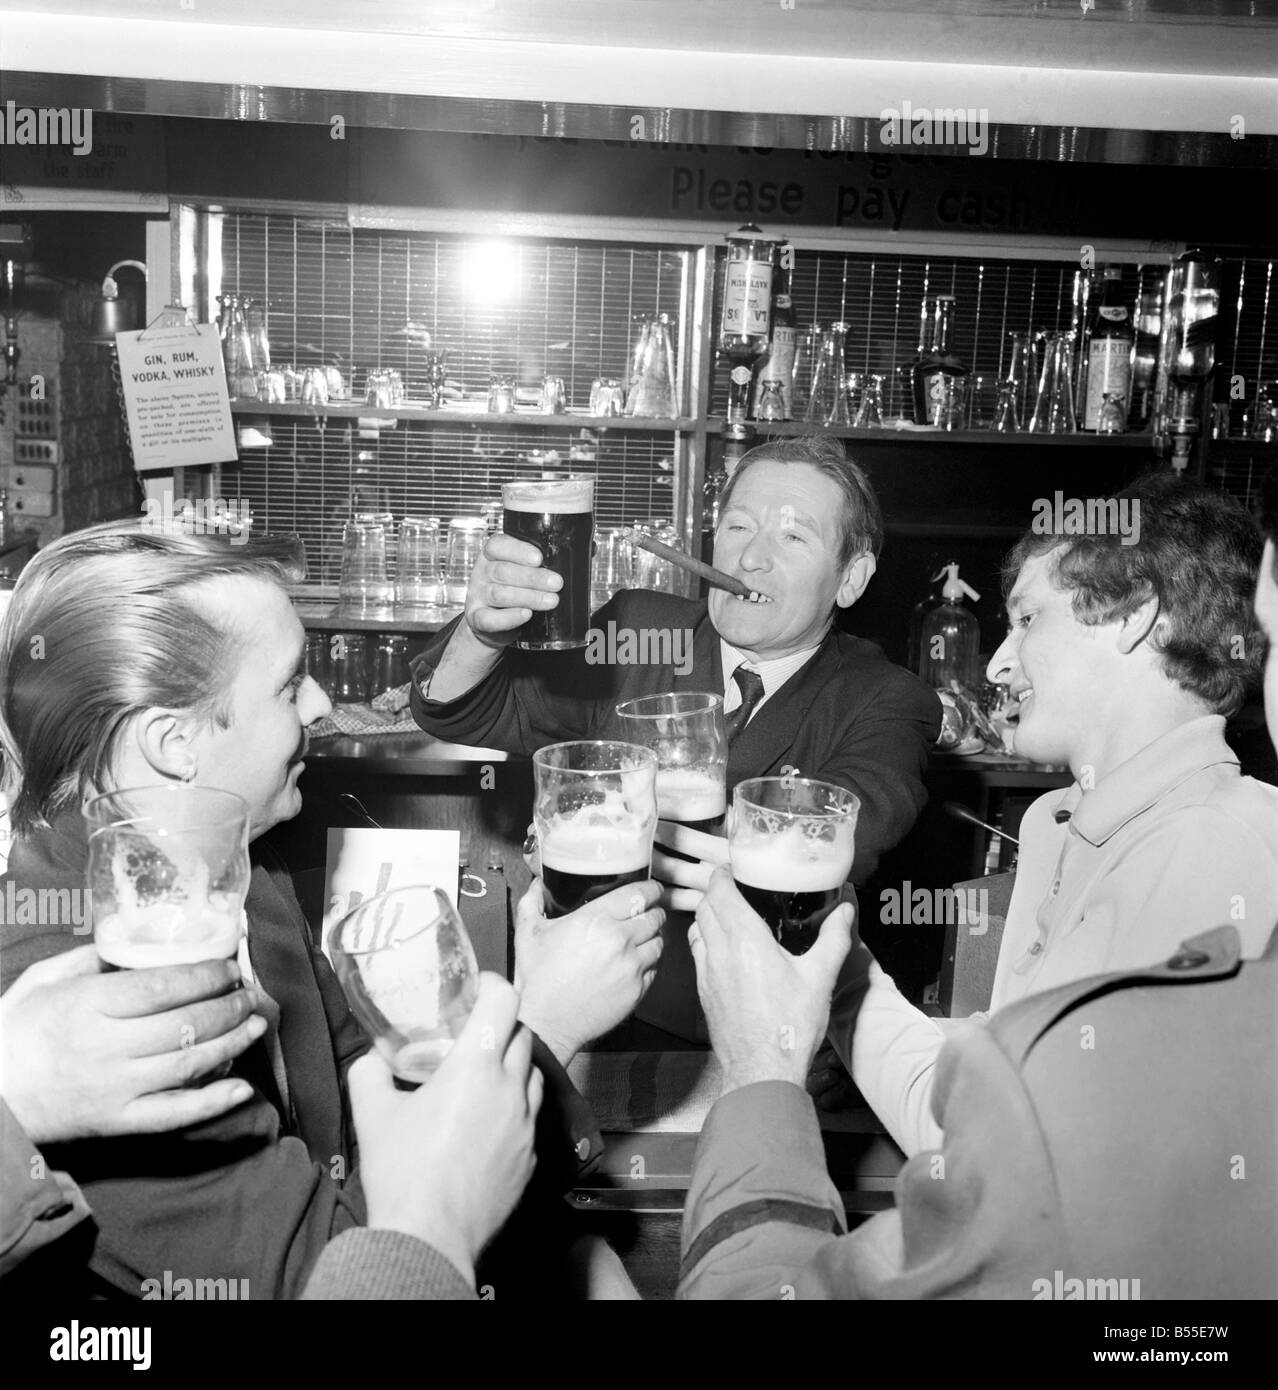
[
  {"x1": 329, "y1": 634, "x2": 370, "y2": 703},
  {"x1": 372, "y1": 635, "x2": 411, "y2": 697},
  {"x1": 339, "y1": 518, "x2": 394, "y2": 612},
  {"x1": 444, "y1": 516, "x2": 489, "y2": 606},
  {"x1": 328, "y1": 884, "x2": 480, "y2": 1085},
  {"x1": 396, "y1": 516, "x2": 443, "y2": 608}
]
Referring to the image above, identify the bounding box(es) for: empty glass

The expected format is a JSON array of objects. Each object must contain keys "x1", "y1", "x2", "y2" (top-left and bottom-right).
[
  {"x1": 1028, "y1": 332, "x2": 1078, "y2": 434},
  {"x1": 328, "y1": 884, "x2": 480, "y2": 1085},
  {"x1": 372, "y1": 635, "x2": 411, "y2": 697},
  {"x1": 851, "y1": 373, "x2": 885, "y2": 429},
  {"x1": 444, "y1": 516, "x2": 489, "y2": 606},
  {"x1": 305, "y1": 632, "x2": 331, "y2": 697},
  {"x1": 790, "y1": 323, "x2": 822, "y2": 420},
  {"x1": 590, "y1": 378, "x2": 625, "y2": 416},
  {"x1": 340, "y1": 518, "x2": 394, "y2": 612},
  {"x1": 805, "y1": 323, "x2": 851, "y2": 426},
  {"x1": 592, "y1": 526, "x2": 633, "y2": 609},
  {"x1": 991, "y1": 332, "x2": 1030, "y2": 432},
  {"x1": 396, "y1": 516, "x2": 443, "y2": 608},
  {"x1": 329, "y1": 633, "x2": 370, "y2": 703},
  {"x1": 487, "y1": 375, "x2": 516, "y2": 413},
  {"x1": 539, "y1": 374, "x2": 566, "y2": 414},
  {"x1": 422, "y1": 350, "x2": 448, "y2": 408},
  {"x1": 85, "y1": 785, "x2": 250, "y2": 970},
  {"x1": 625, "y1": 313, "x2": 678, "y2": 419}
]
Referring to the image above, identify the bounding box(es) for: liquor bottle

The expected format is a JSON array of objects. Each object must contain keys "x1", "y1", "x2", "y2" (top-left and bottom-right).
[
  {"x1": 751, "y1": 264, "x2": 796, "y2": 419},
  {"x1": 904, "y1": 296, "x2": 934, "y2": 425},
  {"x1": 917, "y1": 295, "x2": 969, "y2": 426},
  {"x1": 1082, "y1": 267, "x2": 1134, "y2": 431},
  {"x1": 719, "y1": 225, "x2": 777, "y2": 424}
]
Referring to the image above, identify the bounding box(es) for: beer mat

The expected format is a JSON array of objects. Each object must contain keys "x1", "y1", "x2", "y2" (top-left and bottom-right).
[
  {"x1": 308, "y1": 683, "x2": 419, "y2": 737},
  {"x1": 568, "y1": 1051, "x2": 902, "y2": 1136}
]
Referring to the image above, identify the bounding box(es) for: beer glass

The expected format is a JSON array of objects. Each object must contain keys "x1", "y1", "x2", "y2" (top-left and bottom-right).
[
  {"x1": 328, "y1": 884, "x2": 479, "y2": 1085},
  {"x1": 502, "y1": 476, "x2": 595, "y2": 650},
  {"x1": 728, "y1": 777, "x2": 860, "y2": 955},
  {"x1": 532, "y1": 741, "x2": 657, "y2": 917},
  {"x1": 615, "y1": 692, "x2": 727, "y2": 834},
  {"x1": 85, "y1": 785, "x2": 250, "y2": 969}
]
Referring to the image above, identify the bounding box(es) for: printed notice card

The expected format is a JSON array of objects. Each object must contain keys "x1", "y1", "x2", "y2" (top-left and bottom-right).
[
  {"x1": 114, "y1": 322, "x2": 237, "y2": 471},
  {"x1": 320, "y1": 827, "x2": 461, "y2": 964}
]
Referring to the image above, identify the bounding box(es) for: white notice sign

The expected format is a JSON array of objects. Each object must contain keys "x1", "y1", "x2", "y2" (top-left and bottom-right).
[{"x1": 114, "y1": 322, "x2": 237, "y2": 471}]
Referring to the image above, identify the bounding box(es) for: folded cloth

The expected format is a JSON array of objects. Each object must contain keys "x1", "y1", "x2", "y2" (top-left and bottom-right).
[{"x1": 309, "y1": 682, "x2": 419, "y2": 738}]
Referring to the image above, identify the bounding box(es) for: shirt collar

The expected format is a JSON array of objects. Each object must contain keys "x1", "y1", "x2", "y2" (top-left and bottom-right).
[
  {"x1": 720, "y1": 638, "x2": 822, "y2": 700},
  {"x1": 1067, "y1": 714, "x2": 1239, "y2": 847}
]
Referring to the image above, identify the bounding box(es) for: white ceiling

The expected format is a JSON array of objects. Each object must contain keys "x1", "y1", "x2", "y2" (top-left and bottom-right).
[{"x1": 1, "y1": 0, "x2": 1275, "y2": 133}]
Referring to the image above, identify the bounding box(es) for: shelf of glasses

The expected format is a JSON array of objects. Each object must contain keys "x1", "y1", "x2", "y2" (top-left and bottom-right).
[
  {"x1": 229, "y1": 402, "x2": 696, "y2": 432},
  {"x1": 706, "y1": 418, "x2": 1157, "y2": 446}
]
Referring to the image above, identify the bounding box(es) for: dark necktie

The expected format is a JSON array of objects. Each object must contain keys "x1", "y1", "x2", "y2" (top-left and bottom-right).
[{"x1": 725, "y1": 665, "x2": 766, "y2": 743}]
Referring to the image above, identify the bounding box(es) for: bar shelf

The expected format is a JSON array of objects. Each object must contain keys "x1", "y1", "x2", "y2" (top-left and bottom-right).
[
  {"x1": 705, "y1": 418, "x2": 1157, "y2": 446},
  {"x1": 228, "y1": 402, "x2": 696, "y2": 432}
]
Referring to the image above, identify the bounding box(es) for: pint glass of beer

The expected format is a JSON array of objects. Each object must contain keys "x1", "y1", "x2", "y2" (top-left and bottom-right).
[
  {"x1": 328, "y1": 884, "x2": 480, "y2": 1086},
  {"x1": 728, "y1": 777, "x2": 860, "y2": 955},
  {"x1": 533, "y1": 740, "x2": 658, "y2": 917},
  {"x1": 501, "y1": 476, "x2": 595, "y2": 650},
  {"x1": 84, "y1": 785, "x2": 251, "y2": 969},
  {"x1": 615, "y1": 692, "x2": 727, "y2": 834}
]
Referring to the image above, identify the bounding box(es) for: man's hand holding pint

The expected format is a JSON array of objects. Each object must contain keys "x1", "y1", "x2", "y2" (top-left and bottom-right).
[{"x1": 689, "y1": 868, "x2": 853, "y2": 1095}]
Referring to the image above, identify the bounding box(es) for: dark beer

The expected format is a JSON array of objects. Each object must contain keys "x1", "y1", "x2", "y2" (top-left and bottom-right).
[
  {"x1": 539, "y1": 823, "x2": 650, "y2": 918},
  {"x1": 502, "y1": 477, "x2": 594, "y2": 650},
  {"x1": 735, "y1": 882, "x2": 842, "y2": 955},
  {"x1": 656, "y1": 766, "x2": 726, "y2": 855}
]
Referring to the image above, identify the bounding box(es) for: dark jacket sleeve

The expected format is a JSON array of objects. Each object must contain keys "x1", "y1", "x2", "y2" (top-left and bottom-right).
[
  {"x1": 409, "y1": 591, "x2": 657, "y2": 752},
  {"x1": 0, "y1": 1101, "x2": 92, "y2": 1280},
  {"x1": 817, "y1": 659, "x2": 939, "y2": 883}
]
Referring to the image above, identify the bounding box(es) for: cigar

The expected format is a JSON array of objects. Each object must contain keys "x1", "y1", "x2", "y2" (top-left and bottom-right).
[{"x1": 625, "y1": 531, "x2": 763, "y2": 602}]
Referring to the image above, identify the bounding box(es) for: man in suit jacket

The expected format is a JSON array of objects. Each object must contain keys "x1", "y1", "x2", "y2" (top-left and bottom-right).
[{"x1": 411, "y1": 436, "x2": 940, "y2": 1038}]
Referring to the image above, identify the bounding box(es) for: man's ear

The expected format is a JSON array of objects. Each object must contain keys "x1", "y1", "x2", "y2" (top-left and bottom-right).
[
  {"x1": 836, "y1": 553, "x2": 876, "y2": 610},
  {"x1": 130, "y1": 708, "x2": 199, "y2": 782},
  {"x1": 1116, "y1": 593, "x2": 1161, "y2": 655}
]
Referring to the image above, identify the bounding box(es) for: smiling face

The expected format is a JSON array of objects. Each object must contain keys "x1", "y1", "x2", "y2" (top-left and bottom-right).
[
  {"x1": 186, "y1": 577, "x2": 332, "y2": 839},
  {"x1": 985, "y1": 550, "x2": 1124, "y2": 771},
  {"x1": 1256, "y1": 541, "x2": 1278, "y2": 753},
  {"x1": 707, "y1": 460, "x2": 874, "y2": 661}
]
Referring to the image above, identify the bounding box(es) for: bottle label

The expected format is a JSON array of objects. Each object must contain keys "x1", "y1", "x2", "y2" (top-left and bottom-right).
[
  {"x1": 752, "y1": 324, "x2": 797, "y2": 415},
  {"x1": 1098, "y1": 306, "x2": 1129, "y2": 322},
  {"x1": 723, "y1": 260, "x2": 773, "y2": 339},
  {"x1": 1083, "y1": 338, "x2": 1133, "y2": 429},
  {"x1": 730, "y1": 364, "x2": 753, "y2": 386}
]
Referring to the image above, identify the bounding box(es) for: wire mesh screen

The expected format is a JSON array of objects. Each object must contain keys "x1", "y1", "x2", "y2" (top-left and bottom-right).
[
  {"x1": 228, "y1": 422, "x2": 677, "y2": 586},
  {"x1": 218, "y1": 214, "x2": 690, "y2": 581}
]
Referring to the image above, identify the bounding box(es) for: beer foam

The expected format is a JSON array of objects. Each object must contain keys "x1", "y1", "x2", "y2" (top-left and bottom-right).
[
  {"x1": 540, "y1": 822, "x2": 651, "y2": 877},
  {"x1": 502, "y1": 478, "x2": 593, "y2": 514},
  {"x1": 656, "y1": 767, "x2": 726, "y2": 823},
  {"x1": 96, "y1": 901, "x2": 241, "y2": 968},
  {"x1": 731, "y1": 829, "x2": 853, "y2": 893}
]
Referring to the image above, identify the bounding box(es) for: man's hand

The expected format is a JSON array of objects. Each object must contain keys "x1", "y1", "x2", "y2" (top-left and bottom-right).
[
  {"x1": 515, "y1": 878, "x2": 664, "y2": 1064},
  {"x1": 0, "y1": 946, "x2": 268, "y2": 1144},
  {"x1": 426, "y1": 533, "x2": 564, "y2": 703},
  {"x1": 690, "y1": 868, "x2": 854, "y2": 1094},
  {"x1": 464, "y1": 532, "x2": 562, "y2": 648},
  {"x1": 651, "y1": 820, "x2": 731, "y2": 913},
  {"x1": 347, "y1": 974, "x2": 542, "y2": 1287}
]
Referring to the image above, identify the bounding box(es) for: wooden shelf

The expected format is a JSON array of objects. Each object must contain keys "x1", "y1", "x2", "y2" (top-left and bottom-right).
[
  {"x1": 294, "y1": 599, "x2": 459, "y2": 634},
  {"x1": 229, "y1": 402, "x2": 695, "y2": 432},
  {"x1": 706, "y1": 418, "x2": 1157, "y2": 446}
]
